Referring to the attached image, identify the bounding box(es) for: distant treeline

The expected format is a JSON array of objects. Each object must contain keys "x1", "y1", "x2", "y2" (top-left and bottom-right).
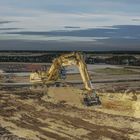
[
  {"x1": 86, "y1": 55, "x2": 140, "y2": 66},
  {"x1": 0, "y1": 54, "x2": 58, "y2": 63},
  {"x1": 0, "y1": 51, "x2": 140, "y2": 66}
]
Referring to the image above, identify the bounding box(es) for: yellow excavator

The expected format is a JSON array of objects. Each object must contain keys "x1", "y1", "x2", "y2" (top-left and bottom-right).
[{"x1": 30, "y1": 52, "x2": 101, "y2": 106}]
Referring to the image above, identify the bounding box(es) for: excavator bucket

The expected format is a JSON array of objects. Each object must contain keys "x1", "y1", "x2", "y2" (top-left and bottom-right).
[
  {"x1": 83, "y1": 95, "x2": 101, "y2": 106},
  {"x1": 83, "y1": 91, "x2": 101, "y2": 106}
]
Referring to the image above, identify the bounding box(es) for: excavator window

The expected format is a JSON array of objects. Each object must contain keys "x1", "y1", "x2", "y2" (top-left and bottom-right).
[{"x1": 59, "y1": 66, "x2": 66, "y2": 80}]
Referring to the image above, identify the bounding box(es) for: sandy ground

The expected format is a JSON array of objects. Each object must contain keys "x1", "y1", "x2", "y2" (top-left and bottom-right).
[
  {"x1": 0, "y1": 64, "x2": 140, "y2": 139},
  {"x1": 0, "y1": 87, "x2": 140, "y2": 140}
]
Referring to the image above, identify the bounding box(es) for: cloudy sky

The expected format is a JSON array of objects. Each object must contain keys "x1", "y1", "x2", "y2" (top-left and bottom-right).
[{"x1": 0, "y1": 0, "x2": 140, "y2": 51}]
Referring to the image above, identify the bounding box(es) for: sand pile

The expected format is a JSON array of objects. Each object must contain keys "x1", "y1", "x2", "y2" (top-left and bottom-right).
[
  {"x1": 46, "y1": 87, "x2": 84, "y2": 106},
  {"x1": 132, "y1": 102, "x2": 140, "y2": 118}
]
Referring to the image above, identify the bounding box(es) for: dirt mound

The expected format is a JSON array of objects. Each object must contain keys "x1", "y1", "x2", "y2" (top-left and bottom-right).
[{"x1": 46, "y1": 87, "x2": 84, "y2": 106}]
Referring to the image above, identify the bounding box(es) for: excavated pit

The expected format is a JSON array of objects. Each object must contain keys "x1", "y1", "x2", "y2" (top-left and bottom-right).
[{"x1": 0, "y1": 87, "x2": 140, "y2": 140}]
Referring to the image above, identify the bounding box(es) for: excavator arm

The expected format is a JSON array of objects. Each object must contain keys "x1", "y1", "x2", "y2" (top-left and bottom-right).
[
  {"x1": 47, "y1": 52, "x2": 92, "y2": 91},
  {"x1": 30, "y1": 52, "x2": 92, "y2": 90}
]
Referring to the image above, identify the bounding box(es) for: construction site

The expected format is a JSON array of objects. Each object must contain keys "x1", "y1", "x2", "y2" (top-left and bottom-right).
[{"x1": 0, "y1": 52, "x2": 140, "y2": 140}]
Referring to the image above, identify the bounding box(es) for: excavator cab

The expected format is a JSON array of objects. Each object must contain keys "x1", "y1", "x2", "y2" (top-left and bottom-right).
[{"x1": 59, "y1": 66, "x2": 67, "y2": 80}]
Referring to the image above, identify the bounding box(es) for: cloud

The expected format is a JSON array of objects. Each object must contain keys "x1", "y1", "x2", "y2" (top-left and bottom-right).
[
  {"x1": 0, "y1": 21, "x2": 14, "y2": 24},
  {"x1": 5, "y1": 25, "x2": 140, "y2": 39},
  {"x1": 0, "y1": 0, "x2": 140, "y2": 32},
  {"x1": 0, "y1": 28, "x2": 22, "y2": 30},
  {"x1": 132, "y1": 18, "x2": 140, "y2": 21},
  {"x1": 1, "y1": 11, "x2": 140, "y2": 33},
  {"x1": 1, "y1": 25, "x2": 139, "y2": 51},
  {"x1": 0, "y1": 0, "x2": 140, "y2": 51},
  {"x1": 1, "y1": 0, "x2": 140, "y2": 15},
  {"x1": 64, "y1": 26, "x2": 80, "y2": 29},
  {"x1": 0, "y1": 39, "x2": 140, "y2": 51}
]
